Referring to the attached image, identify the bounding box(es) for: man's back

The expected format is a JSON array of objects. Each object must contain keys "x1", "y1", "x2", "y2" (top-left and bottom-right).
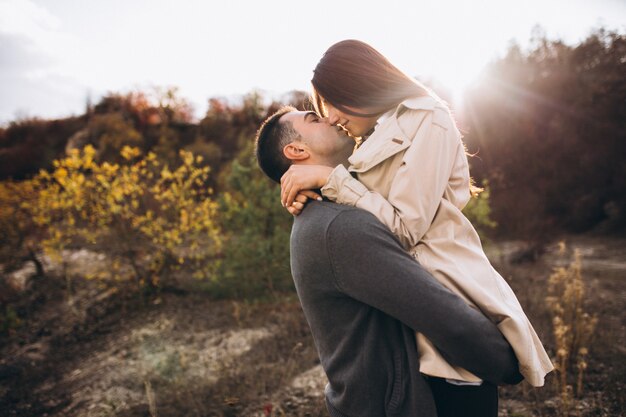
[
  {"x1": 290, "y1": 201, "x2": 522, "y2": 417},
  {"x1": 291, "y1": 202, "x2": 434, "y2": 416}
]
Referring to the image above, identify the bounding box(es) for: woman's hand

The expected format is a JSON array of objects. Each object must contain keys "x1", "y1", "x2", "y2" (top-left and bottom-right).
[
  {"x1": 280, "y1": 164, "x2": 334, "y2": 208},
  {"x1": 286, "y1": 191, "x2": 322, "y2": 216}
]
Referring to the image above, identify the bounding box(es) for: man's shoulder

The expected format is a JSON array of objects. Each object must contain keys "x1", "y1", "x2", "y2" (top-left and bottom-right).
[
  {"x1": 290, "y1": 202, "x2": 380, "y2": 283},
  {"x1": 292, "y1": 201, "x2": 389, "y2": 247},
  {"x1": 294, "y1": 201, "x2": 378, "y2": 232}
]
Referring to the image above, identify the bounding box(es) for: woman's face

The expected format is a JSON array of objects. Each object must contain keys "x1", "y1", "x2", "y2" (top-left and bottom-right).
[{"x1": 322, "y1": 99, "x2": 378, "y2": 138}]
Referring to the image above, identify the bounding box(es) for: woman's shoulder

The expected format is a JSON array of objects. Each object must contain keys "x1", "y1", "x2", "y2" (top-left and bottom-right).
[
  {"x1": 397, "y1": 95, "x2": 444, "y2": 112},
  {"x1": 394, "y1": 95, "x2": 455, "y2": 136}
]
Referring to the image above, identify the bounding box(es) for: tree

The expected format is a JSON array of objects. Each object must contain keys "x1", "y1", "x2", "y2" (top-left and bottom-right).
[{"x1": 463, "y1": 27, "x2": 626, "y2": 237}]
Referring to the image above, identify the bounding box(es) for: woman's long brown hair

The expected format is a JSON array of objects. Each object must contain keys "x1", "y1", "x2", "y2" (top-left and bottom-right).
[
  {"x1": 312, "y1": 39, "x2": 483, "y2": 197},
  {"x1": 311, "y1": 39, "x2": 430, "y2": 117}
]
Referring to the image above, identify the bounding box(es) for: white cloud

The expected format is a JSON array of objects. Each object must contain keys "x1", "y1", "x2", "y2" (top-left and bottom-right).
[
  {"x1": 0, "y1": 0, "x2": 77, "y2": 65},
  {"x1": 0, "y1": 0, "x2": 60, "y2": 35},
  {"x1": 0, "y1": 0, "x2": 87, "y2": 122}
]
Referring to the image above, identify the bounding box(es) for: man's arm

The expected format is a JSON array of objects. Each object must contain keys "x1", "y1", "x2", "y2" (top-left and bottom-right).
[{"x1": 326, "y1": 209, "x2": 523, "y2": 385}]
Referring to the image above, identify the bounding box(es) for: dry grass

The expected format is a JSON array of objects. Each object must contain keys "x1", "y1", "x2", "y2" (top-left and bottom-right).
[
  {"x1": 1, "y1": 235, "x2": 624, "y2": 417},
  {"x1": 545, "y1": 243, "x2": 598, "y2": 415}
]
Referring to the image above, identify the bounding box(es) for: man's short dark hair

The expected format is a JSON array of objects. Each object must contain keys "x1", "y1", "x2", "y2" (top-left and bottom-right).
[{"x1": 255, "y1": 106, "x2": 301, "y2": 183}]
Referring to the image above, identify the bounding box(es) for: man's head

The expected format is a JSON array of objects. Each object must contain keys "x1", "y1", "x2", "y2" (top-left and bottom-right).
[{"x1": 255, "y1": 106, "x2": 354, "y2": 183}]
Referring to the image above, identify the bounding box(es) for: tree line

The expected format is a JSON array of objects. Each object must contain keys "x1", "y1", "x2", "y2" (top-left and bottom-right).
[
  {"x1": 463, "y1": 27, "x2": 625, "y2": 238},
  {"x1": 0, "y1": 28, "x2": 623, "y2": 304}
]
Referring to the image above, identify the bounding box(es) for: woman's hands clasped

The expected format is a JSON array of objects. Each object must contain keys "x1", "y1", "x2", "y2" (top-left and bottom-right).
[{"x1": 280, "y1": 165, "x2": 334, "y2": 215}]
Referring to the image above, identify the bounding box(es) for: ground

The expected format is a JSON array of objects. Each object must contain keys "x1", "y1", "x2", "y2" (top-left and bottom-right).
[{"x1": 1, "y1": 235, "x2": 624, "y2": 417}]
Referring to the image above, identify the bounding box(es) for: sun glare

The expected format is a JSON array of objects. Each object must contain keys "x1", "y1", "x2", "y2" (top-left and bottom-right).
[{"x1": 422, "y1": 62, "x2": 486, "y2": 107}]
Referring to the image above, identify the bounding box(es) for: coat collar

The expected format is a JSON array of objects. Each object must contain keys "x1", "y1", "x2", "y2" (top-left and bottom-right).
[
  {"x1": 347, "y1": 95, "x2": 438, "y2": 172},
  {"x1": 397, "y1": 95, "x2": 440, "y2": 112}
]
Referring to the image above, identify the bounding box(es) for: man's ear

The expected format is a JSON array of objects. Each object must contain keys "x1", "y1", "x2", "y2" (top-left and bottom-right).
[{"x1": 283, "y1": 142, "x2": 310, "y2": 161}]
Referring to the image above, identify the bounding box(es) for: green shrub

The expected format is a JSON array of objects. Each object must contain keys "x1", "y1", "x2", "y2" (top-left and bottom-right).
[
  {"x1": 0, "y1": 305, "x2": 21, "y2": 334},
  {"x1": 463, "y1": 180, "x2": 497, "y2": 240},
  {"x1": 215, "y1": 143, "x2": 293, "y2": 298}
]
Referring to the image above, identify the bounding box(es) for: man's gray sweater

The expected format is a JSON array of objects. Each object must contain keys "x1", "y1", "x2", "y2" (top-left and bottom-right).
[{"x1": 290, "y1": 202, "x2": 522, "y2": 417}]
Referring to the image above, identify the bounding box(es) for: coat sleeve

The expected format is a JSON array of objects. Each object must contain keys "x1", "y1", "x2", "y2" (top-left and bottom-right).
[
  {"x1": 325, "y1": 209, "x2": 523, "y2": 385},
  {"x1": 321, "y1": 109, "x2": 465, "y2": 250}
]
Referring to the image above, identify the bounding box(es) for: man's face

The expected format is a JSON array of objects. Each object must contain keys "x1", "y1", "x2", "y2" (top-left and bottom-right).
[{"x1": 282, "y1": 111, "x2": 355, "y2": 166}]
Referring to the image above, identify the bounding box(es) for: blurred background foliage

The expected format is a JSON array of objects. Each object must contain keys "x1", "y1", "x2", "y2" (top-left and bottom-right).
[
  {"x1": 463, "y1": 27, "x2": 625, "y2": 239},
  {"x1": 0, "y1": 28, "x2": 624, "y2": 300}
]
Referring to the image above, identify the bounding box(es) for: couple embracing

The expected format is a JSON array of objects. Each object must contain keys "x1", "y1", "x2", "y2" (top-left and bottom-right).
[{"x1": 255, "y1": 40, "x2": 553, "y2": 417}]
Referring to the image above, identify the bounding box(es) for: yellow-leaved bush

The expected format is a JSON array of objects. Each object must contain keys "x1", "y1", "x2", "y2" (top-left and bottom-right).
[
  {"x1": 0, "y1": 179, "x2": 43, "y2": 274},
  {"x1": 27, "y1": 145, "x2": 222, "y2": 291}
]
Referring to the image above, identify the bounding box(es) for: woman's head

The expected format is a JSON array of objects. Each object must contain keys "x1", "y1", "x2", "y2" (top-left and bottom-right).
[{"x1": 311, "y1": 39, "x2": 429, "y2": 136}]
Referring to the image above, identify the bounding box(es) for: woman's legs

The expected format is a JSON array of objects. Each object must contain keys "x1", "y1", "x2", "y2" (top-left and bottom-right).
[{"x1": 427, "y1": 377, "x2": 499, "y2": 417}]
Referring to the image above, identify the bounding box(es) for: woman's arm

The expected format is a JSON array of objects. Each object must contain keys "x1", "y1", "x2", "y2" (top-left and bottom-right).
[
  {"x1": 324, "y1": 208, "x2": 522, "y2": 385},
  {"x1": 322, "y1": 109, "x2": 468, "y2": 250}
]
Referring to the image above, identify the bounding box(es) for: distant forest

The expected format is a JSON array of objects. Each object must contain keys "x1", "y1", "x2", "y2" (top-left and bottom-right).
[{"x1": 1, "y1": 28, "x2": 624, "y2": 238}]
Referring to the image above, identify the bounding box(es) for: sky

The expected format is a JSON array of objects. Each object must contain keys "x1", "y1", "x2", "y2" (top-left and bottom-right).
[{"x1": 0, "y1": 0, "x2": 624, "y2": 124}]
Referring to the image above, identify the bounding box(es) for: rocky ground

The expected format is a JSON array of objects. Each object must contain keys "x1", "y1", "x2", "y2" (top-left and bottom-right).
[{"x1": 1, "y1": 235, "x2": 624, "y2": 417}]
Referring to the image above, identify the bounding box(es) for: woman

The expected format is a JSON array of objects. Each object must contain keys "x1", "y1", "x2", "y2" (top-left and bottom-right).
[{"x1": 280, "y1": 40, "x2": 553, "y2": 417}]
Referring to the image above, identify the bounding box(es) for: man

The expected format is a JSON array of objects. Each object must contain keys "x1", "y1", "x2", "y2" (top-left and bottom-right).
[{"x1": 255, "y1": 107, "x2": 522, "y2": 417}]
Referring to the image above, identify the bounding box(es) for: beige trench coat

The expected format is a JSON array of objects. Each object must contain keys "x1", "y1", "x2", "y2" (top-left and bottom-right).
[{"x1": 321, "y1": 95, "x2": 554, "y2": 386}]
